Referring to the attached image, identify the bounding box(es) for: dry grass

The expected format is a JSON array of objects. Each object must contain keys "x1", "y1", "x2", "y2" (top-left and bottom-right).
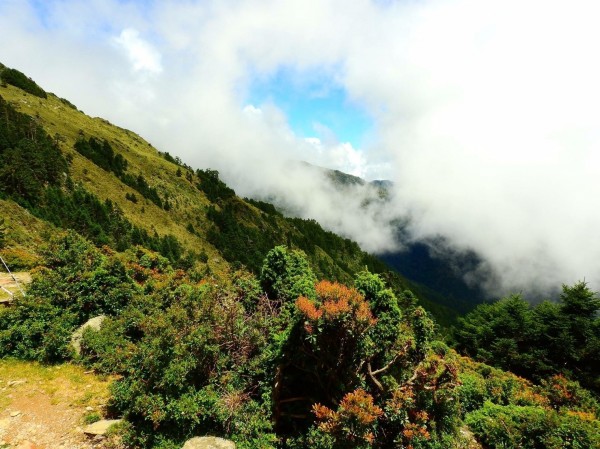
[
  {"x1": 0, "y1": 359, "x2": 112, "y2": 411},
  {"x1": 0, "y1": 83, "x2": 229, "y2": 277},
  {"x1": 0, "y1": 272, "x2": 30, "y2": 302}
]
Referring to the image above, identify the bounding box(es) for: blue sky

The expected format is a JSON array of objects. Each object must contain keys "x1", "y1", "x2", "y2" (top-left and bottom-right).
[{"x1": 246, "y1": 66, "x2": 372, "y2": 148}]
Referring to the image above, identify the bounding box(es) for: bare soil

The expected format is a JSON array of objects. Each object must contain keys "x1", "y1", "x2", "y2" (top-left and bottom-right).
[{"x1": 0, "y1": 361, "x2": 120, "y2": 449}]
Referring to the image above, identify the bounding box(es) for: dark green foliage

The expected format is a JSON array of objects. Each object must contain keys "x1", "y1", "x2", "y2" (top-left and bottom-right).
[
  {"x1": 207, "y1": 195, "x2": 385, "y2": 284},
  {"x1": 0, "y1": 231, "x2": 138, "y2": 362},
  {"x1": 260, "y1": 245, "x2": 317, "y2": 302},
  {"x1": 466, "y1": 402, "x2": 600, "y2": 449},
  {"x1": 206, "y1": 200, "x2": 285, "y2": 273},
  {"x1": 74, "y1": 137, "x2": 128, "y2": 176},
  {"x1": 125, "y1": 192, "x2": 138, "y2": 203},
  {"x1": 196, "y1": 169, "x2": 235, "y2": 202},
  {"x1": 245, "y1": 198, "x2": 282, "y2": 216},
  {"x1": 0, "y1": 68, "x2": 47, "y2": 98},
  {"x1": 156, "y1": 234, "x2": 183, "y2": 265},
  {"x1": 0, "y1": 95, "x2": 67, "y2": 204},
  {"x1": 453, "y1": 283, "x2": 600, "y2": 392},
  {"x1": 160, "y1": 151, "x2": 179, "y2": 165},
  {"x1": 121, "y1": 172, "x2": 163, "y2": 208}
]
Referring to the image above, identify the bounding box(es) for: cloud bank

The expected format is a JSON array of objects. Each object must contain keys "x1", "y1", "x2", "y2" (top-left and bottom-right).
[{"x1": 2, "y1": 0, "x2": 600, "y2": 296}]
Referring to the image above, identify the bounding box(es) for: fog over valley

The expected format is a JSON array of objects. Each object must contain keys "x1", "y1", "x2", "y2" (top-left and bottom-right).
[{"x1": 2, "y1": 0, "x2": 600, "y2": 297}]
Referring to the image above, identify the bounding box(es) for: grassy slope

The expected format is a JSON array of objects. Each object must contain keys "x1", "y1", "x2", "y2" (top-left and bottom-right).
[
  {"x1": 0, "y1": 83, "x2": 228, "y2": 275},
  {"x1": 0, "y1": 79, "x2": 459, "y2": 323}
]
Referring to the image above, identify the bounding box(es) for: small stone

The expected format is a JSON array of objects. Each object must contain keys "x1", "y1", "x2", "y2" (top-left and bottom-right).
[
  {"x1": 10, "y1": 411, "x2": 21, "y2": 417},
  {"x1": 83, "y1": 419, "x2": 122, "y2": 436},
  {"x1": 85, "y1": 406, "x2": 94, "y2": 411}
]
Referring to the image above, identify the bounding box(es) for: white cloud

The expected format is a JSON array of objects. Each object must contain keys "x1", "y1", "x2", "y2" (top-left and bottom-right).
[
  {"x1": 2, "y1": 0, "x2": 600, "y2": 296},
  {"x1": 242, "y1": 104, "x2": 262, "y2": 116},
  {"x1": 304, "y1": 137, "x2": 368, "y2": 178},
  {"x1": 114, "y1": 28, "x2": 162, "y2": 74}
]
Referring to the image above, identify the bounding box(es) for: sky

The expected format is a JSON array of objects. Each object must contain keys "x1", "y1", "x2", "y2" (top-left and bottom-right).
[{"x1": 1, "y1": 0, "x2": 600, "y2": 297}]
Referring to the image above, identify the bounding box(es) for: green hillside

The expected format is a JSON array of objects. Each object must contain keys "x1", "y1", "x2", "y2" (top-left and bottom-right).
[
  {"x1": 0, "y1": 64, "x2": 457, "y2": 324},
  {"x1": 1, "y1": 64, "x2": 598, "y2": 449}
]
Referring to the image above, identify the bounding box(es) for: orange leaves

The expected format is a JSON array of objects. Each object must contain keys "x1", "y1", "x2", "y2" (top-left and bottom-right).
[
  {"x1": 387, "y1": 384, "x2": 415, "y2": 411},
  {"x1": 312, "y1": 389, "x2": 383, "y2": 444},
  {"x1": 566, "y1": 410, "x2": 597, "y2": 422},
  {"x1": 296, "y1": 295, "x2": 322, "y2": 321},
  {"x1": 338, "y1": 388, "x2": 384, "y2": 424},
  {"x1": 402, "y1": 422, "x2": 430, "y2": 442},
  {"x1": 296, "y1": 280, "x2": 376, "y2": 328}
]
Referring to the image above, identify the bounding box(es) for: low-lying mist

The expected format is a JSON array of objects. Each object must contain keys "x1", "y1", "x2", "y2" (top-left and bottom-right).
[{"x1": 2, "y1": 0, "x2": 600, "y2": 298}]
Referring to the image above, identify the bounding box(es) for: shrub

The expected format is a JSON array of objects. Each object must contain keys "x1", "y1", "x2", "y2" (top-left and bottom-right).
[
  {"x1": 466, "y1": 402, "x2": 600, "y2": 449},
  {"x1": 0, "y1": 68, "x2": 47, "y2": 98}
]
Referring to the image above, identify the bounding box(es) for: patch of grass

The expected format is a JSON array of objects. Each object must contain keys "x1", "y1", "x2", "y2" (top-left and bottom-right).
[
  {"x1": 83, "y1": 411, "x2": 102, "y2": 424},
  {"x1": 0, "y1": 359, "x2": 112, "y2": 410}
]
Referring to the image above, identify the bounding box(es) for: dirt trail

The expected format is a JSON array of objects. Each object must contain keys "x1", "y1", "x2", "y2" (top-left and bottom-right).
[{"x1": 0, "y1": 361, "x2": 119, "y2": 449}]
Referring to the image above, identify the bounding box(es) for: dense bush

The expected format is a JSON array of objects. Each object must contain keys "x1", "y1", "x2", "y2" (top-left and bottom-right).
[
  {"x1": 466, "y1": 402, "x2": 600, "y2": 449},
  {"x1": 196, "y1": 169, "x2": 235, "y2": 203},
  {"x1": 0, "y1": 68, "x2": 47, "y2": 98},
  {"x1": 74, "y1": 137, "x2": 128, "y2": 176},
  {"x1": 2, "y1": 236, "x2": 600, "y2": 448},
  {"x1": 453, "y1": 283, "x2": 600, "y2": 392},
  {"x1": 0, "y1": 232, "x2": 138, "y2": 362}
]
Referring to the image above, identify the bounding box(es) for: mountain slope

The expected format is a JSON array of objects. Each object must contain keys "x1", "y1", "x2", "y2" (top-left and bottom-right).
[
  {"x1": 0, "y1": 63, "x2": 460, "y2": 323},
  {"x1": 1, "y1": 63, "x2": 599, "y2": 449}
]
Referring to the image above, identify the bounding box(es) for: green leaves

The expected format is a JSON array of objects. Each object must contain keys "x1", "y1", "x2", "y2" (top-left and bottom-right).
[
  {"x1": 454, "y1": 283, "x2": 600, "y2": 392},
  {"x1": 260, "y1": 246, "x2": 317, "y2": 302},
  {"x1": 466, "y1": 402, "x2": 600, "y2": 449}
]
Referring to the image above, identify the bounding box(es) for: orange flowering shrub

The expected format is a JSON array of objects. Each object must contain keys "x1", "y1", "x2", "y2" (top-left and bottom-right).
[
  {"x1": 296, "y1": 295, "x2": 323, "y2": 321},
  {"x1": 540, "y1": 374, "x2": 600, "y2": 415},
  {"x1": 297, "y1": 280, "x2": 376, "y2": 329},
  {"x1": 313, "y1": 389, "x2": 383, "y2": 446}
]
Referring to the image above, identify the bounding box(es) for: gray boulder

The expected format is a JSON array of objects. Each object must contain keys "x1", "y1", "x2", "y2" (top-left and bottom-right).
[
  {"x1": 182, "y1": 437, "x2": 236, "y2": 449},
  {"x1": 83, "y1": 419, "x2": 122, "y2": 436},
  {"x1": 71, "y1": 315, "x2": 106, "y2": 355}
]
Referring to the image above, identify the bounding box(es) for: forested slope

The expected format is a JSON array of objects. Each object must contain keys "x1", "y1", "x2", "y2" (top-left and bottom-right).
[{"x1": 0, "y1": 63, "x2": 456, "y2": 323}]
